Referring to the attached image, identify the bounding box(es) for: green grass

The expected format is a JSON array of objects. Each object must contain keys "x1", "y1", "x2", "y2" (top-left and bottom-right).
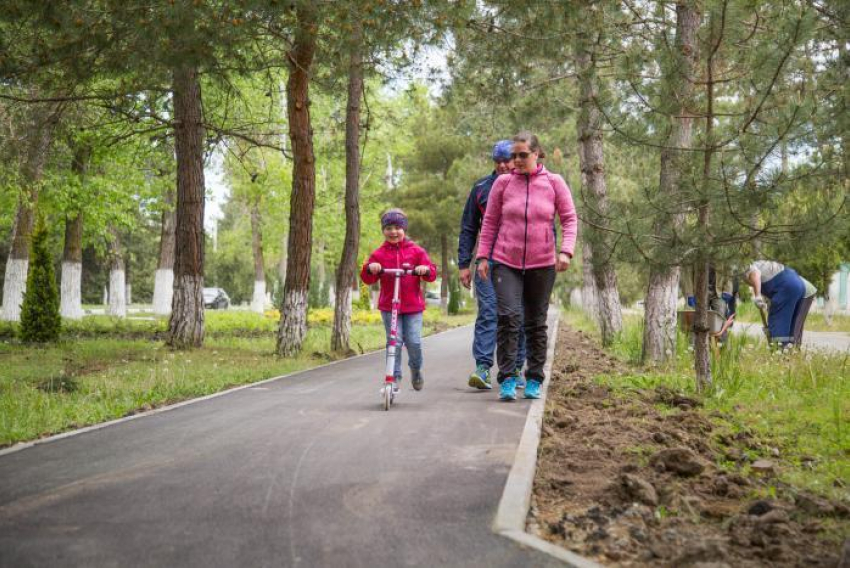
[
  {"x1": 562, "y1": 308, "x2": 850, "y2": 501},
  {"x1": 0, "y1": 308, "x2": 475, "y2": 447}
]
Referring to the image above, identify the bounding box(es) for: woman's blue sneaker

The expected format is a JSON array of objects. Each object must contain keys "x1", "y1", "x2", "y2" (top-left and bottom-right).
[
  {"x1": 468, "y1": 365, "x2": 492, "y2": 390},
  {"x1": 524, "y1": 379, "x2": 541, "y2": 399},
  {"x1": 499, "y1": 377, "x2": 517, "y2": 401}
]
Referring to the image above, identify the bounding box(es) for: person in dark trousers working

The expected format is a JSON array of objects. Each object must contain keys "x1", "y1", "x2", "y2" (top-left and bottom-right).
[
  {"x1": 744, "y1": 260, "x2": 817, "y2": 347},
  {"x1": 458, "y1": 140, "x2": 527, "y2": 391},
  {"x1": 476, "y1": 132, "x2": 578, "y2": 402}
]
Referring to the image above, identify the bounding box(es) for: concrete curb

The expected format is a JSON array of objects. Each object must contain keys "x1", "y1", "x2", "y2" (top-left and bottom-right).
[
  {"x1": 0, "y1": 323, "x2": 471, "y2": 459},
  {"x1": 493, "y1": 309, "x2": 603, "y2": 568}
]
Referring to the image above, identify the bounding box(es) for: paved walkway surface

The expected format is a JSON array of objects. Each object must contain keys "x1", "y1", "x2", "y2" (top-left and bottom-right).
[
  {"x1": 0, "y1": 324, "x2": 564, "y2": 568},
  {"x1": 736, "y1": 322, "x2": 850, "y2": 352}
]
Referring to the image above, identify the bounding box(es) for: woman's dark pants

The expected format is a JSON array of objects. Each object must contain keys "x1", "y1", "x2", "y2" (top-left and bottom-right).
[{"x1": 491, "y1": 264, "x2": 556, "y2": 383}]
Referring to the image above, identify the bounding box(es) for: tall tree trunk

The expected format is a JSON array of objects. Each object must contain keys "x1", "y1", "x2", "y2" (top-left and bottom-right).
[
  {"x1": 60, "y1": 139, "x2": 90, "y2": 320},
  {"x1": 642, "y1": 0, "x2": 701, "y2": 363},
  {"x1": 574, "y1": 9, "x2": 623, "y2": 346},
  {"x1": 276, "y1": 230, "x2": 287, "y2": 303},
  {"x1": 108, "y1": 228, "x2": 127, "y2": 318},
  {"x1": 61, "y1": 213, "x2": 84, "y2": 319},
  {"x1": 694, "y1": 4, "x2": 723, "y2": 390},
  {"x1": 332, "y1": 27, "x2": 363, "y2": 353},
  {"x1": 153, "y1": 188, "x2": 176, "y2": 315},
  {"x1": 125, "y1": 263, "x2": 132, "y2": 305},
  {"x1": 277, "y1": 3, "x2": 318, "y2": 357},
  {"x1": 250, "y1": 197, "x2": 266, "y2": 313},
  {"x1": 2, "y1": 103, "x2": 57, "y2": 322},
  {"x1": 440, "y1": 234, "x2": 449, "y2": 314},
  {"x1": 580, "y1": 241, "x2": 599, "y2": 320},
  {"x1": 167, "y1": 64, "x2": 206, "y2": 348}
]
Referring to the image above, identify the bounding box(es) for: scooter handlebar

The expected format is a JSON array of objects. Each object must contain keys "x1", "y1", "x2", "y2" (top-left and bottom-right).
[{"x1": 379, "y1": 268, "x2": 430, "y2": 277}]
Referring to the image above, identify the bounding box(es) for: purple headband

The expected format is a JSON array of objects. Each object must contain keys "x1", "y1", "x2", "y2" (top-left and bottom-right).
[{"x1": 381, "y1": 211, "x2": 408, "y2": 230}]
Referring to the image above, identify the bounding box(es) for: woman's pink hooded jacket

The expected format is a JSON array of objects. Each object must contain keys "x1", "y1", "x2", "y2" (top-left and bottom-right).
[{"x1": 476, "y1": 165, "x2": 578, "y2": 270}]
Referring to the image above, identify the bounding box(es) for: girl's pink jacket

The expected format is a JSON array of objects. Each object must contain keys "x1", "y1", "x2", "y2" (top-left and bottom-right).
[
  {"x1": 360, "y1": 238, "x2": 438, "y2": 313},
  {"x1": 476, "y1": 165, "x2": 578, "y2": 270}
]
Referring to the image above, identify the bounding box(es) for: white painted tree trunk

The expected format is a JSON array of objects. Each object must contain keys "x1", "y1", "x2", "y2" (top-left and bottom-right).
[
  {"x1": 109, "y1": 269, "x2": 127, "y2": 317},
  {"x1": 125, "y1": 283, "x2": 132, "y2": 306},
  {"x1": 1, "y1": 259, "x2": 28, "y2": 322},
  {"x1": 153, "y1": 268, "x2": 174, "y2": 315},
  {"x1": 276, "y1": 289, "x2": 308, "y2": 357},
  {"x1": 102, "y1": 285, "x2": 108, "y2": 306},
  {"x1": 251, "y1": 280, "x2": 267, "y2": 313},
  {"x1": 60, "y1": 261, "x2": 83, "y2": 319}
]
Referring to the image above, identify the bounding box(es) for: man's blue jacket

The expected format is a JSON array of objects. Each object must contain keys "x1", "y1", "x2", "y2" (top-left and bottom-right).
[{"x1": 457, "y1": 172, "x2": 498, "y2": 270}]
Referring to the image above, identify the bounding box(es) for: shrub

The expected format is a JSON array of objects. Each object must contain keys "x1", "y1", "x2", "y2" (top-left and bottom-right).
[{"x1": 19, "y1": 220, "x2": 61, "y2": 343}]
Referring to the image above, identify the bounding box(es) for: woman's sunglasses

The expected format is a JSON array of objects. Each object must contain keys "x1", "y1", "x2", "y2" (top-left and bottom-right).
[{"x1": 511, "y1": 151, "x2": 533, "y2": 159}]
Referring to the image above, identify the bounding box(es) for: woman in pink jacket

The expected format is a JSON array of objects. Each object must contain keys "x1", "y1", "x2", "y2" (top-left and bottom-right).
[{"x1": 476, "y1": 132, "x2": 578, "y2": 401}]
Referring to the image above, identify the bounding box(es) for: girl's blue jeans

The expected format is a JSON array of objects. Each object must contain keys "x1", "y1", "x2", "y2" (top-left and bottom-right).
[{"x1": 381, "y1": 311, "x2": 423, "y2": 379}]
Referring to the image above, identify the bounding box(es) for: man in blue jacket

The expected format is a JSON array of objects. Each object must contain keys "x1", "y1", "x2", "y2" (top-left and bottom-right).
[{"x1": 458, "y1": 140, "x2": 526, "y2": 390}]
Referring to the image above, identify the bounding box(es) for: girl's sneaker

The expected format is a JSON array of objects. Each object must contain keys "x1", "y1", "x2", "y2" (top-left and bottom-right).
[
  {"x1": 468, "y1": 365, "x2": 492, "y2": 390},
  {"x1": 514, "y1": 369, "x2": 526, "y2": 389},
  {"x1": 499, "y1": 377, "x2": 517, "y2": 401},
  {"x1": 523, "y1": 379, "x2": 541, "y2": 399}
]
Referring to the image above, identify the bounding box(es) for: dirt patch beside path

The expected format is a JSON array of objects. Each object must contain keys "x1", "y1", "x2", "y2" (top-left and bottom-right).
[{"x1": 530, "y1": 325, "x2": 849, "y2": 567}]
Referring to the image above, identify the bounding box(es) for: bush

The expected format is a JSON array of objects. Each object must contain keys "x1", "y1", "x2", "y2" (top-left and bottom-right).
[
  {"x1": 356, "y1": 282, "x2": 372, "y2": 311},
  {"x1": 19, "y1": 221, "x2": 61, "y2": 343}
]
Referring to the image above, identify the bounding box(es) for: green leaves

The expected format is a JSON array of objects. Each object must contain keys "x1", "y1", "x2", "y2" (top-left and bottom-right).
[{"x1": 19, "y1": 219, "x2": 61, "y2": 343}]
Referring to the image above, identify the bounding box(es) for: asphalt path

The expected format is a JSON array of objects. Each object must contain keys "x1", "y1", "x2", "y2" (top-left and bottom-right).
[{"x1": 0, "y1": 323, "x2": 565, "y2": 568}]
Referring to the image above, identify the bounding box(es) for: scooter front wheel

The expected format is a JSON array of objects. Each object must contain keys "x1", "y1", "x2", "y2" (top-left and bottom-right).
[{"x1": 383, "y1": 384, "x2": 392, "y2": 411}]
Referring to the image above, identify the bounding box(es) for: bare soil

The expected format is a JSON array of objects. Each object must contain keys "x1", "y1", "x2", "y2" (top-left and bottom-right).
[{"x1": 530, "y1": 325, "x2": 850, "y2": 567}]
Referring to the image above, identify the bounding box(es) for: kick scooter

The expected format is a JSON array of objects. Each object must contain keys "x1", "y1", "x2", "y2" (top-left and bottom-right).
[{"x1": 379, "y1": 263, "x2": 428, "y2": 411}]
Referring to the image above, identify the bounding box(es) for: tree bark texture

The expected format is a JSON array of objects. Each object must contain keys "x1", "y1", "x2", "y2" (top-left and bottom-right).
[
  {"x1": 250, "y1": 197, "x2": 266, "y2": 313},
  {"x1": 153, "y1": 188, "x2": 176, "y2": 315},
  {"x1": 694, "y1": 5, "x2": 722, "y2": 390},
  {"x1": 643, "y1": 0, "x2": 701, "y2": 363},
  {"x1": 108, "y1": 228, "x2": 127, "y2": 318},
  {"x1": 581, "y1": 240, "x2": 599, "y2": 321},
  {"x1": 167, "y1": 64, "x2": 206, "y2": 348},
  {"x1": 1, "y1": 102, "x2": 58, "y2": 322},
  {"x1": 277, "y1": 3, "x2": 318, "y2": 357},
  {"x1": 574, "y1": 11, "x2": 622, "y2": 346},
  {"x1": 332, "y1": 29, "x2": 363, "y2": 354},
  {"x1": 60, "y1": 214, "x2": 84, "y2": 319},
  {"x1": 60, "y1": 141, "x2": 90, "y2": 320}
]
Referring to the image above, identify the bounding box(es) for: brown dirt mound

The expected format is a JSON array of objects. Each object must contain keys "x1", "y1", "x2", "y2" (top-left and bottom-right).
[{"x1": 530, "y1": 325, "x2": 848, "y2": 567}]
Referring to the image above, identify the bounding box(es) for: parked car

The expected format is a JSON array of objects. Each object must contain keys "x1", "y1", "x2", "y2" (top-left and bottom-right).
[
  {"x1": 203, "y1": 287, "x2": 230, "y2": 310},
  {"x1": 425, "y1": 290, "x2": 441, "y2": 307}
]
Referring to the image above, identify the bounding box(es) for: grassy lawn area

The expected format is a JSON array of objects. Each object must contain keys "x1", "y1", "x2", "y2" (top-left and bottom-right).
[
  {"x1": 0, "y1": 308, "x2": 474, "y2": 447},
  {"x1": 563, "y1": 308, "x2": 849, "y2": 502}
]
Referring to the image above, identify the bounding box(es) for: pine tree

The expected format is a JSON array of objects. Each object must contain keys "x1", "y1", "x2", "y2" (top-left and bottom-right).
[{"x1": 19, "y1": 219, "x2": 61, "y2": 343}]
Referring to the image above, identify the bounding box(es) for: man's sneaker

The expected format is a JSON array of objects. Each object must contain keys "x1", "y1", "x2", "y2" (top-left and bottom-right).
[
  {"x1": 412, "y1": 369, "x2": 424, "y2": 391},
  {"x1": 514, "y1": 369, "x2": 526, "y2": 389},
  {"x1": 468, "y1": 365, "x2": 493, "y2": 390},
  {"x1": 524, "y1": 379, "x2": 542, "y2": 399},
  {"x1": 499, "y1": 377, "x2": 517, "y2": 401}
]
